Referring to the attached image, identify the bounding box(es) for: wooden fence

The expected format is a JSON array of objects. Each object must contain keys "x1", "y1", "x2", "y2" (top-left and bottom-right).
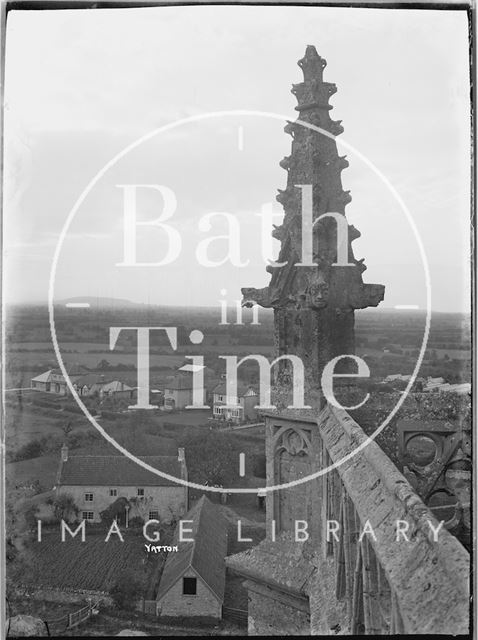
[{"x1": 44, "y1": 599, "x2": 99, "y2": 635}]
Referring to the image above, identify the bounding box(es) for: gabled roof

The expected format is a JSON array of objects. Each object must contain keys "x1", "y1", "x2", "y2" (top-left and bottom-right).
[
  {"x1": 58, "y1": 455, "x2": 182, "y2": 487},
  {"x1": 100, "y1": 380, "x2": 134, "y2": 392},
  {"x1": 156, "y1": 496, "x2": 227, "y2": 602},
  {"x1": 31, "y1": 370, "x2": 54, "y2": 383}
]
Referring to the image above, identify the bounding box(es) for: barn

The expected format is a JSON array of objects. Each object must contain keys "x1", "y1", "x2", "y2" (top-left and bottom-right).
[{"x1": 156, "y1": 495, "x2": 227, "y2": 621}]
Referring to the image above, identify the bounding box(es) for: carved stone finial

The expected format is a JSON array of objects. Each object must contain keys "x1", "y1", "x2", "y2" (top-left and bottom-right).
[
  {"x1": 242, "y1": 47, "x2": 385, "y2": 403},
  {"x1": 298, "y1": 45, "x2": 327, "y2": 81}
]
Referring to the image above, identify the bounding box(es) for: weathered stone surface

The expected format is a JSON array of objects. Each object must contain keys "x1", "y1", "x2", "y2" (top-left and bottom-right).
[
  {"x1": 247, "y1": 587, "x2": 310, "y2": 636},
  {"x1": 242, "y1": 44, "x2": 384, "y2": 407},
  {"x1": 226, "y1": 534, "x2": 313, "y2": 636},
  {"x1": 317, "y1": 404, "x2": 470, "y2": 635},
  {"x1": 230, "y1": 44, "x2": 469, "y2": 637},
  {"x1": 225, "y1": 533, "x2": 315, "y2": 596}
]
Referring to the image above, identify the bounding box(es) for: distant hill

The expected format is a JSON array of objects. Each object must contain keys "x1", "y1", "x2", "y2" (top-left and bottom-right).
[{"x1": 56, "y1": 297, "x2": 141, "y2": 308}]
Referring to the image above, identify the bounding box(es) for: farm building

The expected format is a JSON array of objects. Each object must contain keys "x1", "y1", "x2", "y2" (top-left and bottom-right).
[
  {"x1": 55, "y1": 446, "x2": 188, "y2": 524},
  {"x1": 156, "y1": 495, "x2": 227, "y2": 621},
  {"x1": 212, "y1": 382, "x2": 258, "y2": 423}
]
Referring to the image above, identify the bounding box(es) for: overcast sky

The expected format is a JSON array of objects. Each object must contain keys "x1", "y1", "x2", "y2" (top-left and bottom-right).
[{"x1": 3, "y1": 5, "x2": 471, "y2": 312}]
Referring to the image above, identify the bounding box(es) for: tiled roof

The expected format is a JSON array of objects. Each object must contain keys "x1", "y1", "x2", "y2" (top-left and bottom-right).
[
  {"x1": 157, "y1": 496, "x2": 227, "y2": 602},
  {"x1": 58, "y1": 455, "x2": 182, "y2": 487}
]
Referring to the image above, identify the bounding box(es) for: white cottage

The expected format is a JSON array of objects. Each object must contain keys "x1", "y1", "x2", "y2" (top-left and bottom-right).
[{"x1": 55, "y1": 446, "x2": 188, "y2": 524}]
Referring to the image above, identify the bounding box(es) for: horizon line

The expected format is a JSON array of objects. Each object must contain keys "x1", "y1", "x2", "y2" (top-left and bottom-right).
[{"x1": 3, "y1": 300, "x2": 470, "y2": 315}]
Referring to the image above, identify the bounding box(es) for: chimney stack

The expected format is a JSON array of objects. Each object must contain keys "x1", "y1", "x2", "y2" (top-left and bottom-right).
[
  {"x1": 61, "y1": 443, "x2": 68, "y2": 462},
  {"x1": 178, "y1": 447, "x2": 185, "y2": 464}
]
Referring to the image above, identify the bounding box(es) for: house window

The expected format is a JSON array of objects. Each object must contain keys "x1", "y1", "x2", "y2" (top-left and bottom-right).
[
  {"x1": 149, "y1": 510, "x2": 159, "y2": 520},
  {"x1": 137, "y1": 488, "x2": 145, "y2": 496},
  {"x1": 84, "y1": 493, "x2": 93, "y2": 502},
  {"x1": 82, "y1": 511, "x2": 94, "y2": 521},
  {"x1": 183, "y1": 577, "x2": 197, "y2": 595},
  {"x1": 109, "y1": 489, "x2": 117, "y2": 497}
]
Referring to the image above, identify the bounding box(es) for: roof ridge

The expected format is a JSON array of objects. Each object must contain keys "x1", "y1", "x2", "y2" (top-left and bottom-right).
[{"x1": 190, "y1": 496, "x2": 212, "y2": 568}]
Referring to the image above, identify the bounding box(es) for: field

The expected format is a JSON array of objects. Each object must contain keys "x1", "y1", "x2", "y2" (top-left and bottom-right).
[
  {"x1": 7, "y1": 347, "x2": 185, "y2": 371},
  {"x1": 13, "y1": 529, "x2": 162, "y2": 594},
  {"x1": 4, "y1": 393, "x2": 94, "y2": 450},
  {"x1": 6, "y1": 456, "x2": 60, "y2": 490}
]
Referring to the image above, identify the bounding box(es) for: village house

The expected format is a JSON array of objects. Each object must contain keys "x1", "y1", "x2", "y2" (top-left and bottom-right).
[
  {"x1": 94, "y1": 379, "x2": 136, "y2": 400},
  {"x1": 156, "y1": 495, "x2": 227, "y2": 621},
  {"x1": 384, "y1": 374, "x2": 412, "y2": 383},
  {"x1": 212, "y1": 382, "x2": 258, "y2": 423},
  {"x1": 55, "y1": 445, "x2": 188, "y2": 524},
  {"x1": 30, "y1": 364, "x2": 88, "y2": 395},
  {"x1": 163, "y1": 374, "x2": 195, "y2": 410},
  {"x1": 437, "y1": 382, "x2": 471, "y2": 396},
  {"x1": 31, "y1": 368, "x2": 136, "y2": 400},
  {"x1": 423, "y1": 376, "x2": 446, "y2": 392}
]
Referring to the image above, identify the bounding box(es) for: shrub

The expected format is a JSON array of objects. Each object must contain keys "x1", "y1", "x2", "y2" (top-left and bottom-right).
[
  {"x1": 128, "y1": 516, "x2": 144, "y2": 529},
  {"x1": 38, "y1": 434, "x2": 63, "y2": 454},
  {"x1": 109, "y1": 571, "x2": 146, "y2": 610},
  {"x1": 23, "y1": 505, "x2": 39, "y2": 531},
  {"x1": 100, "y1": 497, "x2": 130, "y2": 527},
  {"x1": 179, "y1": 432, "x2": 238, "y2": 486},
  {"x1": 53, "y1": 493, "x2": 78, "y2": 522},
  {"x1": 14, "y1": 440, "x2": 43, "y2": 461}
]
